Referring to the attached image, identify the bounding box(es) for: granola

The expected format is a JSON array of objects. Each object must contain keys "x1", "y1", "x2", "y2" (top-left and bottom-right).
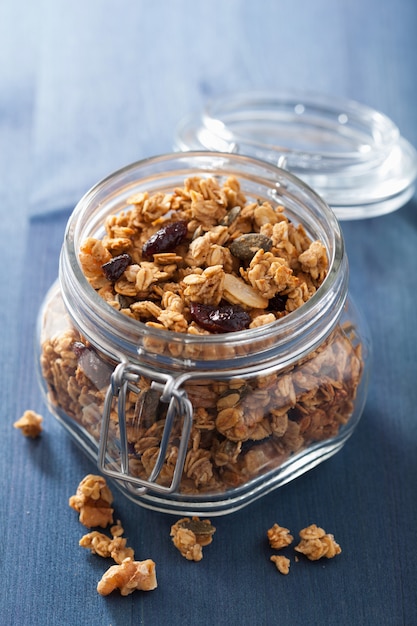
[
  {"x1": 97, "y1": 557, "x2": 157, "y2": 596},
  {"x1": 69, "y1": 474, "x2": 114, "y2": 528},
  {"x1": 42, "y1": 320, "x2": 362, "y2": 494},
  {"x1": 294, "y1": 524, "x2": 341, "y2": 561},
  {"x1": 270, "y1": 555, "x2": 291, "y2": 575},
  {"x1": 79, "y1": 520, "x2": 135, "y2": 564},
  {"x1": 40, "y1": 175, "x2": 364, "y2": 497},
  {"x1": 170, "y1": 516, "x2": 216, "y2": 561},
  {"x1": 267, "y1": 523, "x2": 294, "y2": 550},
  {"x1": 13, "y1": 410, "x2": 43, "y2": 438},
  {"x1": 78, "y1": 176, "x2": 328, "y2": 331}
]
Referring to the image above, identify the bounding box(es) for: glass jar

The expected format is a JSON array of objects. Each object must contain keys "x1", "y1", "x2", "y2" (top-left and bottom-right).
[{"x1": 37, "y1": 151, "x2": 370, "y2": 516}]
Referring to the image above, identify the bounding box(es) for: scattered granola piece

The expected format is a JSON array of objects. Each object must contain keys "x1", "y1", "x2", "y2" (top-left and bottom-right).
[
  {"x1": 267, "y1": 523, "x2": 294, "y2": 550},
  {"x1": 13, "y1": 410, "x2": 43, "y2": 438},
  {"x1": 170, "y1": 516, "x2": 216, "y2": 561},
  {"x1": 97, "y1": 557, "x2": 157, "y2": 596},
  {"x1": 294, "y1": 524, "x2": 341, "y2": 561},
  {"x1": 172, "y1": 527, "x2": 203, "y2": 561},
  {"x1": 69, "y1": 474, "x2": 114, "y2": 528},
  {"x1": 270, "y1": 555, "x2": 291, "y2": 575},
  {"x1": 79, "y1": 529, "x2": 134, "y2": 564},
  {"x1": 110, "y1": 520, "x2": 125, "y2": 537}
]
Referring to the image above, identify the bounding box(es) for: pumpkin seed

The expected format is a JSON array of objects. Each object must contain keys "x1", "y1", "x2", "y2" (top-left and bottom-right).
[
  {"x1": 178, "y1": 518, "x2": 216, "y2": 537},
  {"x1": 220, "y1": 206, "x2": 241, "y2": 226},
  {"x1": 229, "y1": 233, "x2": 272, "y2": 262}
]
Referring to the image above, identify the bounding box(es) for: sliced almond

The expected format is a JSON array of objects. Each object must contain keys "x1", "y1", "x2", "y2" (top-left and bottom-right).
[{"x1": 223, "y1": 273, "x2": 268, "y2": 309}]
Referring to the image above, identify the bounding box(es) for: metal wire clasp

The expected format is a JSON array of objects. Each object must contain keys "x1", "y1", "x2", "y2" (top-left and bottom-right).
[{"x1": 98, "y1": 361, "x2": 193, "y2": 496}]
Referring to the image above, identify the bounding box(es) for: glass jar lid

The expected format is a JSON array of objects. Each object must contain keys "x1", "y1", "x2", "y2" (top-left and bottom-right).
[{"x1": 175, "y1": 91, "x2": 417, "y2": 220}]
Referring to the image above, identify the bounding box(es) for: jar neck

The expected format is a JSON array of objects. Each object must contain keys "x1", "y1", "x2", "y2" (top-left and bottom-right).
[{"x1": 59, "y1": 152, "x2": 348, "y2": 373}]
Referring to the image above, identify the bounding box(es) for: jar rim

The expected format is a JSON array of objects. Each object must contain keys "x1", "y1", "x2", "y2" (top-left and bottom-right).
[{"x1": 61, "y1": 151, "x2": 348, "y2": 370}]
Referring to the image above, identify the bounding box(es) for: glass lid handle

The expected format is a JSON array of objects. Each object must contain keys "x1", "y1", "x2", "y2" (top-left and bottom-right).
[{"x1": 98, "y1": 361, "x2": 193, "y2": 495}]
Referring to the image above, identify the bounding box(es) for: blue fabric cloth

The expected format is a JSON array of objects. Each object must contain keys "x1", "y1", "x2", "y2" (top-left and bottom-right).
[{"x1": 1, "y1": 1, "x2": 416, "y2": 624}]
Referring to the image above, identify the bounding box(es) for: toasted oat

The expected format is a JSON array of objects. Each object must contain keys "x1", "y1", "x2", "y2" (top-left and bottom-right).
[
  {"x1": 243, "y1": 249, "x2": 295, "y2": 299},
  {"x1": 170, "y1": 516, "x2": 216, "y2": 561},
  {"x1": 298, "y1": 241, "x2": 328, "y2": 282},
  {"x1": 270, "y1": 555, "x2": 291, "y2": 575},
  {"x1": 97, "y1": 557, "x2": 157, "y2": 596},
  {"x1": 69, "y1": 474, "x2": 114, "y2": 528},
  {"x1": 183, "y1": 265, "x2": 225, "y2": 306},
  {"x1": 13, "y1": 410, "x2": 43, "y2": 438},
  {"x1": 267, "y1": 523, "x2": 294, "y2": 550},
  {"x1": 294, "y1": 524, "x2": 341, "y2": 561}
]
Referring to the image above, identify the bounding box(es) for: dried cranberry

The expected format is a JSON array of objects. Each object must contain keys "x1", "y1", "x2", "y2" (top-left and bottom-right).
[
  {"x1": 268, "y1": 294, "x2": 287, "y2": 312},
  {"x1": 190, "y1": 302, "x2": 251, "y2": 333},
  {"x1": 102, "y1": 253, "x2": 131, "y2": 282},
  {"x1": 142, "y1": 220, "x2": 188, "y2": 257}
]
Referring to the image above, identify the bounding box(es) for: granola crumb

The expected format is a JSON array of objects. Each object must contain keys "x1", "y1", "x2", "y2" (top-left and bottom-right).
[
  {"x1": 97, "y1": 557, "x2": 157, "y2": 596},
  {"x1": 294, "y1": 524, "x2": 341, "y2": 561},
  {"x1": 267, "y1": 523, "x2": 294, "y2": 549},
  {"x1": 69, "y1": 474, "x2": 114, "y2": 528},
  {"x1": 13, "y1": 410, "x2": 43, "y2": 438},
  {"x1": 110, "y1": 520, "x2": 125, "y2": 537},
  {"x1": 170, "y1": 516, "x2": 216, "y2": 561},
  {"x1": 270, "y1": 554, "x2": 291, "y2": 575}
]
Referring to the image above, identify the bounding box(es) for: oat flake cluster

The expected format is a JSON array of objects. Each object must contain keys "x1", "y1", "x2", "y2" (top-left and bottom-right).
[
  {"x1": 40, "y1": 175, "x2": 363, "y2": 496},
  {"x1": 13, "y1": 410, "x2": 43, "y2": 438},
  {"x1": 170, "y1": 516, "x2": 216, "y2": 561}
]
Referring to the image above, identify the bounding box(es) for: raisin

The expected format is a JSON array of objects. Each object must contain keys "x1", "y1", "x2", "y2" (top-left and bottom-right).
[
  {"x1": 190, "y1": 302, "x2": 251, "y2": 333},
  {"x1": 268, "y1": 294, "x2": 287, "y2": 312},
  {"x1": 102, "y1": 253, "x2": 131, "y2": 282},
  {"x1": 142, "y1": 220, "x2": 188, "y2": 257}
]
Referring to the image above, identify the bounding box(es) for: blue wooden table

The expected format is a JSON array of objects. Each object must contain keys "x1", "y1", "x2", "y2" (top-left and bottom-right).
[{"x1": 1, "y1": 1, "x2": 416, "y2": 624}]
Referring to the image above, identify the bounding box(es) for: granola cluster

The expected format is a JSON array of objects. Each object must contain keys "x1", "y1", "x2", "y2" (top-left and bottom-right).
[
  {"x1": 294, "y1": 524, "x2": 342, "y2": 561},
  {"x1": 40, "y1": 175, "x2": 363, "y2": 497},
  {"x1": 270, "y1": 555, "x2": 291, "y2": 575},
  {"x1": 267, "y1": 522, "x2": 341, "y2": 574},
  {"x1": 170, "y1": 516, "x2": 216, "y2": 561},
  {"x1": 70, "y1": 474, "x2": 157, "y2": 596},
  {"x1": 13, "y1": 410, "x2": 43, "y2": 438},
  {"x1": 267, "y1": 523, "x2": 294, "y2": 550},
  {"x1": 97, "y1": 557, "x2": 157, "y2": 596},
  {"x1": 78, "y1": 175, "x2": 328, "y2": 332},
  {"x1": 79, "y1": 520, "x2": 135, "y2": 564},
  {"x1": 69, "y1": 474, "x2": 114, "y2": 528}
]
